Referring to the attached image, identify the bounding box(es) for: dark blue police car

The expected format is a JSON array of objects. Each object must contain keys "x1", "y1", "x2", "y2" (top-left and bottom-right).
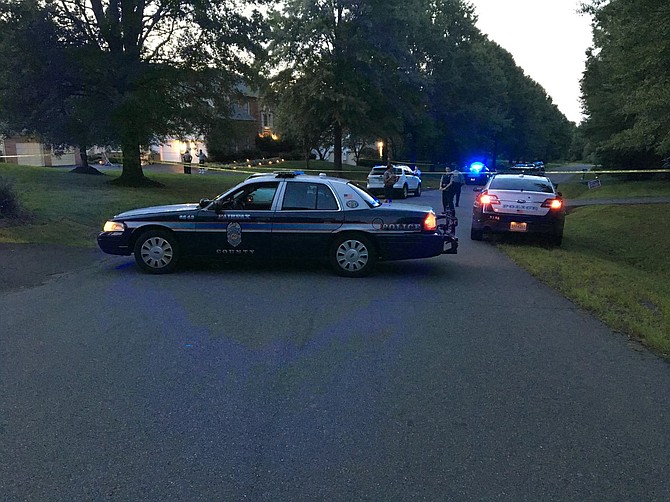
[
  {"x1": 98, "y1": 172, "x2": 458, "y2": 277},
  {"x1": 464, "y1": 162, "x2": 492, "y2": 185}
]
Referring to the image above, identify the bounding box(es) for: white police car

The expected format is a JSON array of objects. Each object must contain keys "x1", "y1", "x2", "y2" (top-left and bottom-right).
[
  {"x1": 470, "y1": 173, "x2": 565, "y2": 245},
  {"x1": 366, "y1": 164, "x2": 422, "y2": 198},
  {"x1": 98, "y1": 172, "x2": 457, "y2": 277}
]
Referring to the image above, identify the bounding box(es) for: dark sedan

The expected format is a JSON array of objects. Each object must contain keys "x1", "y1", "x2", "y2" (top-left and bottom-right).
[
  {"x1": 464, "y1": 162, "x2": 492, "y2": 185},
  {"x1": 98, "y1": 172, "x2": 458, "y2": 277}
]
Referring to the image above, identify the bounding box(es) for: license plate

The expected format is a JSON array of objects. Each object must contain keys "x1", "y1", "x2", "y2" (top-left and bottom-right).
[
  {"x1": 503, "y1": 204, "x2": 534, "y2": 211},
  {"x1": 510, "y1": 222, "x2": 527, "y2": 232}
]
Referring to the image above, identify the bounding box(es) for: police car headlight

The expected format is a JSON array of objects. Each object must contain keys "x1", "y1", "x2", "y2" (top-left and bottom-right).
[{"x1": 103, "y1": 221, "x2": 125, "y2": 232}]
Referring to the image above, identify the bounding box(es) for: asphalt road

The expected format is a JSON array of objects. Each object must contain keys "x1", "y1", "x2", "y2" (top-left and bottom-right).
[{"x1": 2, "y1": 184, "x2": 670, "y2": 501}]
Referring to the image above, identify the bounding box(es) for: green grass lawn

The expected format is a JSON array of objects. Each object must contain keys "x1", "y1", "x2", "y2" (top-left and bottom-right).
[
  {"x1": 0, "y1": 164, "x2": 247, "y2": 246},
  {"x1": 2, "y1": 163, "x2": 669, "y2": 358},
  {"x1": 559, "y1": 176, "x2": 670, "y2": 200},
  {"x1": 499, "y1": 202, "x2": 670, "y2": 357}
]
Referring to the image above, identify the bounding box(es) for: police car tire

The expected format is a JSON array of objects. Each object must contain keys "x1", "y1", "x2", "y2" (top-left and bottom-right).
[
  {"x1": 415, "y1": 183, "x2": 421, "y2": 196},
  {"x1": 134, "y1": 229, "x2": 180, "y2": 274},
  {"x1": 330, "y1": 234, "x2": 376, "y2": 277},
  {"x1": 470, "y1": 227, "x2": 483, "y2": 241},
  {"x1": 401, "y1": 184, "x2": 409, "y2": 199}
]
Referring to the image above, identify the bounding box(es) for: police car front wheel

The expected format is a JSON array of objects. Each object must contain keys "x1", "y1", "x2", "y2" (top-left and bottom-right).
[{"x1": 134, "y1": 229, "x2": 180, "y2": 274}]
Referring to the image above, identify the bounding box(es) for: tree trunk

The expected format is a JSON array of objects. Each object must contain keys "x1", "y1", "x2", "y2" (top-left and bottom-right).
[
  {"x1": 333, "y1": 121, "x2": 342, "y2": 171},
  {"x1": 79, "y1": 145, "x2": 88, "y2": 167},
  {"x1": 113, "y1": 138, "x2": 155, "y2": 186},
  {"x1": 70, "y1": 144, "x2": 102, "y2": 175},
  {"x1": 303, "y1": 135, "x2": 311, "y2": 169}
]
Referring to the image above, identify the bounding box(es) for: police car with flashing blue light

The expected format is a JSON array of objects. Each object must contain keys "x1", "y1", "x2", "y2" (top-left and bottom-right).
[
  {"x1": 464, "y1": 162, "x2": 492, "y2": 185},
  {"x1": 98, "y1": 171, "x2": 458, "y2": 277}
]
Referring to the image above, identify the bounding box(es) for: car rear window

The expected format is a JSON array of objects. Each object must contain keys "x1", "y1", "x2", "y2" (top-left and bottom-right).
[
  {"x1": 489, "y1": 177, "x2": 555, "y2": 193},
  {"x1": 282, "y1": 182, "x2": 338, "y2": 210},
  {"x1": 370, "y1": 167, "x2": 402, "y2": 175}
]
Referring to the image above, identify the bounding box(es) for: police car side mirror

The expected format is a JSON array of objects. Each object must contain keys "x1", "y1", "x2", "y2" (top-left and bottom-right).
[{"x1": 199, "y1": 198, "x2": 212, "y2": 208}]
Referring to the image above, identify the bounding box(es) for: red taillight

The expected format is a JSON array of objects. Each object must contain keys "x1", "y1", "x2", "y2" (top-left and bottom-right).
[
  {"x1": 479, "y1": 193, "x2": 500, "y2": 205},
  {"x1": 542, "y1": 198, "x2": 563, "y2": 210},
  {"x1": 424, "y1": 212, "x2": 437, "y2": 231}
]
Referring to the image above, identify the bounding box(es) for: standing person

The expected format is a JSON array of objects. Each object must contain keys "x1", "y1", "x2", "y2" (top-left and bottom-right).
[
  {"x1": 439, "y1": 166, "x2": 455, "y2": 214},
  {"x1": 413, "y1": 165, "x2": 422, "y2": 177},
  {"x1": 197, "y1": 149, "x2": 207, "y2": 174},
  {"x1": 451, "y1": 167, "x2": 465, "y2": 207},
  {"x1": 182, "y1": 148, "x2": 192, "y2": 175},
  {"x1": 382, "y1": 162, "x2": 397, "y2": 203}
]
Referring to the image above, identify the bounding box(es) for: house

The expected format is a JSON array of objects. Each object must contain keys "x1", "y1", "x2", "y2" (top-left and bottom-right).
[
  {"x1": 1, "y1": 85, "x2": 276, "y2": 166},
  {"x1": 0, "y1": 136, "x2": 75, "y2": 166},
  {"x1": 156, "y1": 84, "x2": 276, "y2": 163}
]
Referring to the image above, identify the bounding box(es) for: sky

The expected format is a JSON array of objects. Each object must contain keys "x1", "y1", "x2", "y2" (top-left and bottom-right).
[{"x1": 469, "y1": 0, "x2": 593, "y2": 124}]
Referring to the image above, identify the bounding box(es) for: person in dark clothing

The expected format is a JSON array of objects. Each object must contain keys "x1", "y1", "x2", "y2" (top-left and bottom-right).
[
  {"x1": 439, "y1": 166, "x2": 455, "y2": 213},
  {"x1": 451, "y1": 167, "x2": 465, "y2": 207},
  {"x1": 382, "y1": 162, "x2": 397, "y2": 203},
  {"x1": 182, "y1": 149, "x2": 192, "y2": 174}
]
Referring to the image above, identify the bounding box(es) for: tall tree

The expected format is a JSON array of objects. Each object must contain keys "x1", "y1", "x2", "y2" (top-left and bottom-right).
[
  {"x1": 395, "y1": 0, "x2": 573, "y2": 166},
  {"x1": 0, "y1": 1, "x2": 112, "y2": 171},
  {"x1": 0, "y1": 0, "x2": 265, "y2": 185},
  {"x1": 266, "y1": 0, "x2": 424, "y2": 170},
  {"x1": 581, "y1": 0, "x2": 670, "y2": 168}
]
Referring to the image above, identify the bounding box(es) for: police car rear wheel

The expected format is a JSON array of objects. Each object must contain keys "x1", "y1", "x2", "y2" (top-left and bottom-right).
[
  {"x1": 134, "y1": 230, "x2": 180, "y2": 274},
  {"x1": 401, "y1": 184, "x2": 409, "y2": 199},
  {"x1": 330, "y1": 234, "x2": 376, "y2": 277},
  {"x1": 415, "y1": 183, "x2": 421, "y2": 196}
]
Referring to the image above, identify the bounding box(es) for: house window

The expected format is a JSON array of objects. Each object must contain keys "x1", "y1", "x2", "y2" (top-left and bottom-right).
[
  {"x1": 233, "y1": 101, "x2": 250, "y2": 116},
  {"x1": 262, "y1": 109, "x2": 274, "y2": 130}
]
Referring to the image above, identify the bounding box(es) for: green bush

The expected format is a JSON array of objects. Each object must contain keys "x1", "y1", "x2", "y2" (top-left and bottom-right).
[
  {"x1": 356, "y1": 157, "x2": 383, "y2": 168},
  {"x1": 0, "y1": 177, "x2": 19, "y2": 217}
]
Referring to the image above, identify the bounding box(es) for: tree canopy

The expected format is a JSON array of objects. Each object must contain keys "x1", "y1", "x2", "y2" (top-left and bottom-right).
[
  {"x1": 1, "y1": 0, "x2": 575, "y2": 179},
  {"x1": 580, "y1": 0, "x2": 670, "y2": 168},
  {"x1": 266, "y1": 0, "x2": 573, "y2": 170},
  {"x1": 0, "y1": 0, "x2": 265, "y2": 184}
]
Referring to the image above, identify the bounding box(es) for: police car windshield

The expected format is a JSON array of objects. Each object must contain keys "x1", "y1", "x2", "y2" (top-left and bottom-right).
[{"x1": 348, "y1": 182, "x2": 381, "y2": 208}]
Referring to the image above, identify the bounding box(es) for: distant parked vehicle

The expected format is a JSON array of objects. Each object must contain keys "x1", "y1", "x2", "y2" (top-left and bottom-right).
[
  {"x1": 464, "y1": 162, "x2": 492, "y2": 185},
  {"x1": 366, "y1": 164, "x2": 422, "y2": 198},
  {"x1": 503, "y1": 162, "x2": 544, "y2": 175}
]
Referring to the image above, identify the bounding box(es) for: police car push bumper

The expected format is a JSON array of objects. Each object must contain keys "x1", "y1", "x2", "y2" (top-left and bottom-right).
[{"x1": 443, "y1": 233, "x2": 458, "y2": 254}]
